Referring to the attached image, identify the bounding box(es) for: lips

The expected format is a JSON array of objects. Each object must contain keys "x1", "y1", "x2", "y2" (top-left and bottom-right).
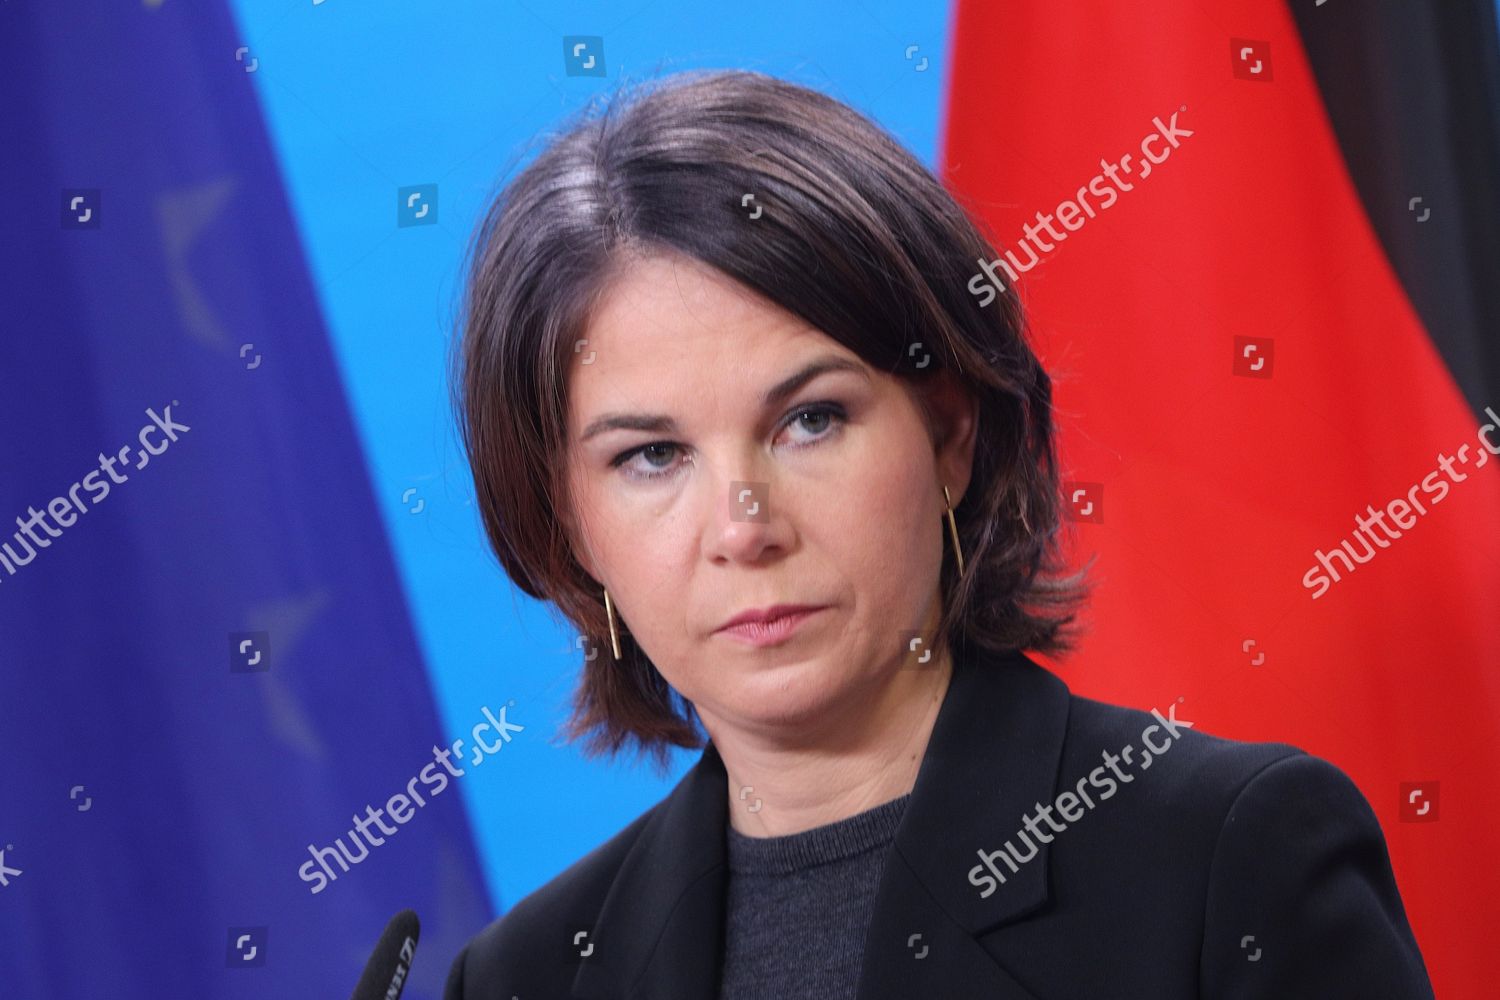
[
  {"x1": 715, "y1": 603, "x2": 827, "y2": 633},
  {"x1": 714, "y1": 605, "x2": 828, "y2": 648}
]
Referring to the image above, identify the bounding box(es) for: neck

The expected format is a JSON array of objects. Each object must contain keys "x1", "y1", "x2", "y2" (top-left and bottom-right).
[{"x1": 712, "y1": 647, "x2": 954, "y2": 838}]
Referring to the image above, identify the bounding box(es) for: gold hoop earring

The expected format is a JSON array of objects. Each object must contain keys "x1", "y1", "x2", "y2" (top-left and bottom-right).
[
  {"x1": 603, "y1": 587, "x2": 623, "y2": 660},
  {"x1": 943, "y1": 484, "x2": 966, "y2": 576}
]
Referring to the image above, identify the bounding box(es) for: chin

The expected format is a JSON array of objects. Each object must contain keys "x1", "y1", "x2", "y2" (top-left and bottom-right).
[{"x1": 723, "y1": 655, "x2": 847, "y2": 720}]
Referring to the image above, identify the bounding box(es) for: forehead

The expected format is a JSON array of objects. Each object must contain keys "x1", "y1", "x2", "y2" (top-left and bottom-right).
[
  {"x1": 569, "y1": 254, "x2": 854, "y2": 407},
  {"x1": 587, "y1": 253, "x2": 803, "y2": 352}
]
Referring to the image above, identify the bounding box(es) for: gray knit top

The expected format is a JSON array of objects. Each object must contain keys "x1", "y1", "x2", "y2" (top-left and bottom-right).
[{"x1": 716, "y1": 792, "x2": 912, "y2": 1000}]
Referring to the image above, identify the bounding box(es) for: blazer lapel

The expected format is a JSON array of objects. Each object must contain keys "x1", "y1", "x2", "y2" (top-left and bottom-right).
[
  {"x1": 854, "y1": 645, "x2": 1070, "y2": 1000},
  {"x1": 570, "y1": 735, "x2": 731, "y2": 1000},
  {"x1": 571, "y1": 644, "x2": 1070, "y2": 1000}
]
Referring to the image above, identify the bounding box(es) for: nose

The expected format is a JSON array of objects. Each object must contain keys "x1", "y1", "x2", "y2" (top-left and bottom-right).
[{"x1": 701, "y1": 474, "x2": 792, "y2": 565}]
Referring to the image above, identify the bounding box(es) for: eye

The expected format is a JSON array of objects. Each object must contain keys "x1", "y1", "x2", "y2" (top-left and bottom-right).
[
  {"x1": 610, "y1": 441, "x2": 685, "y2": 482},
  {"x1": 777, "y1": 401, "x2": 847, "y2": 448},
  {"x1": 608, "y1": 401, "x2": 848, "y2": 483}
]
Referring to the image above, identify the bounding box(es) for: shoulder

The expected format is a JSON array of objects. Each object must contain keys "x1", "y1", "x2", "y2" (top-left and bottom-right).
[
  {"x1": 1047, "y1": 691, "x2": 1370, "y2": 895},
  {"x1": 1056, "y1": 691, "x2": 1399, "y2": 855},
  {"x1": 1061, "y1": 692, "x2": 1312, "y2": 813},
  {"x1": 1054, "y1": 692, "x2": 1431, "y2": 993},
  {"x1": 443, "y1": 804, "x2": 658, "y2": 1000}
]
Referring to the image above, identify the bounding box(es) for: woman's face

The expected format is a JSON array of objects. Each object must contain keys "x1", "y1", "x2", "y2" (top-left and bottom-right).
[{"x1": 564, "y1": 252, "x2": 976, "y2": 744}]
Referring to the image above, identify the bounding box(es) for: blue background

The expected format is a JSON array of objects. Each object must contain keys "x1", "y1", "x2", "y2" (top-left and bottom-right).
[
  {"x1": 225, "y1": 0, "x2": 955, "y2": 921},
  {"x1": 0, "y1": 1, "x2": 953, "y2": 996}
]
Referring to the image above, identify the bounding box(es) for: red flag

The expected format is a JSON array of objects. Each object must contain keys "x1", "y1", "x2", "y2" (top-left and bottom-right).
[{"x1": 944, "y1": 0, "x2": 1500, "y2": 991}]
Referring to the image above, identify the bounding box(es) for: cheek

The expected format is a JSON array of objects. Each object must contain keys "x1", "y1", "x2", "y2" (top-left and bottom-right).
[
  {"x1": 577, "y1": 483, "x2": 696, "y2": 620},
  {"x1": 568, "y1": 464, "x2": 655, "y2": 590},
  {"x1": 819, "y1": 421, "x2": 941, "y2": 582}
]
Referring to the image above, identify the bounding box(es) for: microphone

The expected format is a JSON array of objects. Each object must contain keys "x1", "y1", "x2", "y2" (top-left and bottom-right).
[{"x1": 349, "y1": 909, "x2": 421, "y2": 1000}]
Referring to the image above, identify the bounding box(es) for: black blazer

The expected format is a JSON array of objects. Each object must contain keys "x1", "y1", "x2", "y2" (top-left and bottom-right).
[{"x1": 444, "y1": 647, "x2": 1435, "y2": 999}]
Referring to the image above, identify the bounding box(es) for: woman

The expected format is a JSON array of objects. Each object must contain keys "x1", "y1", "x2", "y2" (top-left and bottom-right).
[{"x1": 443, "y1": 69, "x2": 1433, "y2": 999}]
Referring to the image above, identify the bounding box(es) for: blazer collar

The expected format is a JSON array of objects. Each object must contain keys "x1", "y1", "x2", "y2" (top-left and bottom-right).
[{"x1": 572, "y1": 644, "x2": 1071, "y2": 1000}]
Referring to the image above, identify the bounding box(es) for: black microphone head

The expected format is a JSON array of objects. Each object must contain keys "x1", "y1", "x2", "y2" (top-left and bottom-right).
[{"x1": 350, "y1": 909, "x2": 421, "y2": 1000}]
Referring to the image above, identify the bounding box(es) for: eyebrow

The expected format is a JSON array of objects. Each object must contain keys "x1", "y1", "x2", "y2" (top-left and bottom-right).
[{"x1": 578, "y1": 354, "x2": 869, "y2": 443}]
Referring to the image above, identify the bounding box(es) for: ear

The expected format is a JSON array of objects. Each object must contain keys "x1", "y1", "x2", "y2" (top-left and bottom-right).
[{"x1": 918, "y1": 369, "x2": 980, "y2": 506}]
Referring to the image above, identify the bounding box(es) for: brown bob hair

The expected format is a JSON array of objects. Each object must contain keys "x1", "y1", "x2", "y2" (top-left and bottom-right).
[{"x1": 452, "y1": 68, "x2": 1089, "y2": 771}]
